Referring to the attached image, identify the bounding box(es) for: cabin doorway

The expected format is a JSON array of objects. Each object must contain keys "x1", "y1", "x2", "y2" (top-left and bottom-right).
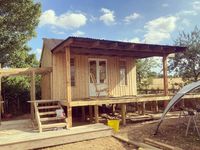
[{"x1": 89, "y1": 59, "x2": 108, "y2": 97}]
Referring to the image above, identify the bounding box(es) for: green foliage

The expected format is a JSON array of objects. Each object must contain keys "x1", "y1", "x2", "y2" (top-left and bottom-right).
[
  {"x1": 0, "y1": 1, "x2": 41, "y2": 116},
  {"x1": 170, "y1": 27, "x2": 200, "y2": 82},
  {"x1": 0, "y1": 0, "x2": 41, "y2": 66},
  {"x1": 136, "y1": 58, "x2": 159, "y2": 91}
]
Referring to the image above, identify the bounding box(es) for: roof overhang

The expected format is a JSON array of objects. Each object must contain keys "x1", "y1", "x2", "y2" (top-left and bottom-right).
[{"x1": 51, "y1": 37, "x2": 186, "y2": 58}]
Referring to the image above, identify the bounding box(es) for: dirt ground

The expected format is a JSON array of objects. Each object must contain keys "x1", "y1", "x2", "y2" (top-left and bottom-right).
[
  {"x1": 41, "y1": 137, "x2": 134, "y2": 150},
  {"x1": 119, "y1": 117, "x2": 200, "y2": 150},
  {"x1": 41, "y1": 115, "x2": 200, "y2": 150}
]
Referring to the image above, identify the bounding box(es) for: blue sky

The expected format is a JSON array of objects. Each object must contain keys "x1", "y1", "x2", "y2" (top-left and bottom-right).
[{"x1": 30, "y1": 0, "x2": 200, "y2": 60}]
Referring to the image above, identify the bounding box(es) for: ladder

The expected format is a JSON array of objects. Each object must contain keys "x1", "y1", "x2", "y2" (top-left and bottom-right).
[{"x1": 31, "y1": 100, "x2": 68, "y2": 132}]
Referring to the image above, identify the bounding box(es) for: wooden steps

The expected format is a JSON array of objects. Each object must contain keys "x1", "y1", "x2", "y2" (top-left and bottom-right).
[
  {"x1": 31, "y1": 100, "x2": 68, "y2": 132},
  {"x1": 39, "y1": 111, "x2": 56, "y2": 116},
  {"x1": 41, "y1": 123, "x2": 67, "y2": 129},
  {"x1": 38, "y1": 105, "x2": 60, "y2": 110},
  {"x1": 40, "y1": 117, "x2": 65, "y2": 122}
]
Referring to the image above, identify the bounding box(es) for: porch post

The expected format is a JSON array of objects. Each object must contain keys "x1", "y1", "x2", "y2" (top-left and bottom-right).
[
  {"x1": 30, "y1": 71, "x2": 36, "y2": 120},
  {"x1": 121, "y1": 104, "x2": 126, "y2": 125},
  {"x1": 163, "y1": 55, "x2": 169, "y2": 107},
  {"x1": 94, "y1": 105, "x2": 99, "y2": 123},
  {"x1": 66, "y1": 47, "x2": 72, "y2": 127}
]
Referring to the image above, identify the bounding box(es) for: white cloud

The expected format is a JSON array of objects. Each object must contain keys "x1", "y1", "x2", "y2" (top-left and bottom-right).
[
  {"x1": 31, "y1": 48, "x2": 42, "y2": 60},
  {"x1": 72, "y1": 30, "x2": 85, "y2": 36},
  {"x1": 122, "y1": 37, "x2": 141, "y2": 43},
  {"x1": 39, "y1": 10, "x2": 87, "y2": 30},
  {"x1": 192, "y1": 1, "x2": 200, "y2": 10},
  {"x1": 176, "y1": 10, "x2": 197, "y2": 17},
  {"x1": 99, "y1": 8, "x2": 115, "y2": 25},
  {"x1": 124, "y1": 13, "x2": 141, "y2": 24},
  {"x1": 144, "y1": 16, "x2": 177, "y2": 44},
  {"x1": 162, "y1": 3, "x2": 169, "y2": 7}
]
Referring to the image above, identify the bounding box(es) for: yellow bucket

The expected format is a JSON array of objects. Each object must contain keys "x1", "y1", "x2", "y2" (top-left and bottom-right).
[{"x1": 107, "y1": 119, "x2": 120, "y2": 132}]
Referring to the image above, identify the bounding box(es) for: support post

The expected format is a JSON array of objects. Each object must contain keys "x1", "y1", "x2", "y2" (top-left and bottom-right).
[
  {"x1": 155, "y1": 101, "x2": 159, "y2": 113},
  {"x1": 94, "y1": 105, "x2": 99, "y2": 123},
  {"x1": 81, "y1": 106, "x2": 86, "y2": 121},
  {"x1": 121, "y1": 104, "x2": 126, "y2": 125},
  {"x1": 30, "y1": 71, "x2": 36, "y2": 120},
  {"x1": 163, "y1": 55, "x2": 169, "y2": 107},
  {"x1": 89, "y1": 106, "x2": 93, "y2": 123},
  {"x1": 66, "y1": 47, "x2": 72, "y2": 127},
  {"x1": 142, "y1": 102, "x2": 146, "y2": 115}
]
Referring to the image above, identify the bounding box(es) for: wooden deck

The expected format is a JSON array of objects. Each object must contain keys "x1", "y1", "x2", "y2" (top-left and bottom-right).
[
  {"x1": 62, "y1": 94, "x2": 200, "y2": 107},
  {"x1": 0, "y1": 119, "x2": 112, "y2": 150}
]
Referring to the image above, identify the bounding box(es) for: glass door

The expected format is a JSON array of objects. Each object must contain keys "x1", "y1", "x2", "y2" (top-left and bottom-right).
[{"x1": 89, "y1": 59, "x2": 107, "y2": 96}]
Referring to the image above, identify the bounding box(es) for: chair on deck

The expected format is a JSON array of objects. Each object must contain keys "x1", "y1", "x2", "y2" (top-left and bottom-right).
[
  {"x1": 185, "y1": 109, "x2": 200, "y2": 138},
  {"x1": 90, "y1": 73, "x2": 110, "y2": 97}
]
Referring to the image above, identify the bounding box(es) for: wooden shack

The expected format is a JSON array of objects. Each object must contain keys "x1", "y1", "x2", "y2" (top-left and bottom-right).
[{"x1": 40, "y1": 37, "x2": 186, "y2": 127}]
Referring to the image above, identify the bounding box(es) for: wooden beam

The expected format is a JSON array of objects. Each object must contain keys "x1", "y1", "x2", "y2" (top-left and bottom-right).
[
  {"x1": 66, "y1": 47, "x2": 72, "y2": 128},
  {"x1": 144, "y1": 138, "x2": 183, "y2": 150},
  {"x1": 30, "y1": 71, "x2": 36, "y2": 120},
  {"x1": 113, "y1": 135, "x2": 161, "y2": 150},
  {"x1": 121, "y1": 104, "x2": 126, "y2": 125},
  {"x1": 94, "y1": 105, "x2": 99, "y2": 123},
  {"x1": 71, "y1": 47, "x2": 167, "y2": 58},
  {"x1": 0, "y1": 67, "x2": 52, "y2": 77},
  {"x1": 163, "y1": 55, "x2": 169, "y2": 108}
]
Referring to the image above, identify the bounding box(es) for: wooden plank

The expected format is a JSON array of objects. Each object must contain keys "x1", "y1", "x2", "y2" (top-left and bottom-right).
[
  {"x1": 121, "y1": 104, "x2": 126, "y2": 125},
  {"x1": 39, "y1": 111, "x2": 56, "y2": 116},
  {"x1": 40, "y1": 117, "x2": 65, "y2": 122},
  {"x1": 94, "y1": 105, "x2": 99, "y2": 123},
  {"x1": 38, "y1": 105, "x2": 59, "y2": 110},
  {"x1": 28, "y1": 100, "x2": 64, "y2": 103},
  {"x1": 0, "y1": 123, "x2": 112, "y2": 150},
  {"x1": 113, "y1": 135, "x2": 161, "y2": 150},
  {"x1": 41, "y1": 123, "x2": 67, "y2": 129},
  {"x1": 144, "y1": 138, "x2": 183, "y2": 150}
]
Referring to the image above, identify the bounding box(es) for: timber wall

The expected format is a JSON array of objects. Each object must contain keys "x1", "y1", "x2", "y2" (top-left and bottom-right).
[{"x1": 51, "y1": 53, "x2": 137, "y2": 99}]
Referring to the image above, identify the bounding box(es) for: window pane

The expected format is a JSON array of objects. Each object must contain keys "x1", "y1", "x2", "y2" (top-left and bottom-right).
[
  {"x1": 89, "y1": 61, "x2": 97, "y2": 83},
  {"x1": 99, "y1": 61, "x2": 106, "y2": 83},
  {"x1": 70, "y1": 58, "x2": 75, "y2": 86},
  {"x1": 119, "y1": 60, "x2": 127, "y2": 85}
]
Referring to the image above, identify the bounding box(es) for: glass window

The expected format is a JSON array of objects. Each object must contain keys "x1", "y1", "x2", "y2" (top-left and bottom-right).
[
  {"x1": 99, "y1": 61, "x2": 106, "y2": 83},
  {"x1": 119, "y1": 60, "x2": 127, "y2": 85},
  {"x1": 89, "y1": 61, "x2": 97, "y2": 83},
  {"x1": 70, "y1": 58, "x2": 75, "y2": 86}
]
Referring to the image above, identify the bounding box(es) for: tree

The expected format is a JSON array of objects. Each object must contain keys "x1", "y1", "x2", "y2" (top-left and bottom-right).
[
  {"x1": 0, "y1": 1, "x2": 41, "y2": 116},
  {"x1": 170, "y1": 27, "x2": 200, "y2": 82},
  {"x1": 0, "y1": 0, "x2": 41, "y2": 66},
  {"x1": 136, "y1": 58, "x2": 159, "y2": 92}
]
